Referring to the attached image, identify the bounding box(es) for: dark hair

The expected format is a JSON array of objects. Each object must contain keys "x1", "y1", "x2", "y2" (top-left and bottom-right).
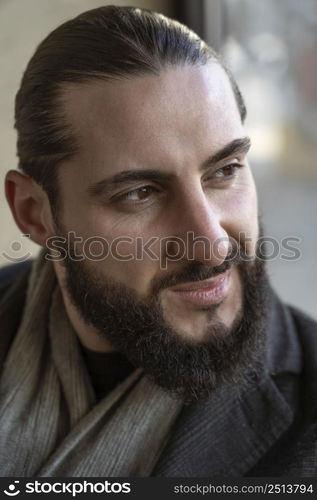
[{"x1": 15, "y1": 5, "x2": 246, "y2": 210}]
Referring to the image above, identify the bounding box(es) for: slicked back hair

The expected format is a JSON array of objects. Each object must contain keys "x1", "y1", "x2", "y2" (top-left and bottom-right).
[{"x1": 15, "y1": 5, "x2": 246, "y2": 212}]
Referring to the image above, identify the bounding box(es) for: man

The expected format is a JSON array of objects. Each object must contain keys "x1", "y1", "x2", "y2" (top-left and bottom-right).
[{"x1": 0, "y1": 5, "x2": 316, "y2": 477}]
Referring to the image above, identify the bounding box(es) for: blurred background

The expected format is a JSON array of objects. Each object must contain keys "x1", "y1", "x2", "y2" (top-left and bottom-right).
[{"x1": 1, "y1": 0, "x2": 316, "y2": 317}]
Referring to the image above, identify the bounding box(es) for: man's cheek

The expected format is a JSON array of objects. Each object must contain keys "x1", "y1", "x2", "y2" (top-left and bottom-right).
[
  {"x1": 226, "y1": 208, "x2": 259, "y2": 258},
  {"x1": 98, "y1": 256, "x2": 159, "y2": 297}
]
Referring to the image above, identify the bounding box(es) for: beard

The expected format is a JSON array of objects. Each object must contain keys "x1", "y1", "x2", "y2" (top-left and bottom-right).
[{"x1": 58, "y1": 232, "x2": 270, "y2": 404}]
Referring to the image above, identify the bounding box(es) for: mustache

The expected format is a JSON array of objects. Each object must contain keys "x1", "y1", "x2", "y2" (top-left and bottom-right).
[{"x1": 150, "y1": 242, "x2": 250, "y2": 296}]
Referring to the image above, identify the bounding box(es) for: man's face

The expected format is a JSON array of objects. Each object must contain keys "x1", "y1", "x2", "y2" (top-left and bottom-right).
[
  {"x1": 51, "y1": 63, "x2": 267, "y2": 401},
  {"x1": 56, "y1": 62, "x2": 259, "y2": 344}
]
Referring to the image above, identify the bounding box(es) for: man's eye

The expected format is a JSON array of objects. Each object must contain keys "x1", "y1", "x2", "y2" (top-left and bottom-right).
[
  {"x1": 115, "y1": 185, "x2": 160, "y2": 203},
  {"x1": 214, "y1": 164, "x2": 244, "y2": 178}
]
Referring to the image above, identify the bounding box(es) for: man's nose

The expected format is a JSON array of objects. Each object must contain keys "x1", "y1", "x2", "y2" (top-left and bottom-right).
[{"x1": 168, "y1": 190, "x2": 230, "y2": 268}]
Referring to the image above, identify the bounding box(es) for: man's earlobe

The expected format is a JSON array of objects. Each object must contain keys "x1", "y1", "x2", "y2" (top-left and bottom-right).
[{"x1": 5, "y1": 170, "x2": 54, "y2": 247}]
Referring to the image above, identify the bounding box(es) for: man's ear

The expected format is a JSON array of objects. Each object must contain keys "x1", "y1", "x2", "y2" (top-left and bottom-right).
[{"x1": 5, "y1": 170, "x2": 55, "y2": 247}]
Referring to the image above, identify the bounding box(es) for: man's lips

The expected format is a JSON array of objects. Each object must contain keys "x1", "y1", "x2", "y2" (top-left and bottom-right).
[{"x1": 166, "y1": 270, "x2": 231, "y2": 306}]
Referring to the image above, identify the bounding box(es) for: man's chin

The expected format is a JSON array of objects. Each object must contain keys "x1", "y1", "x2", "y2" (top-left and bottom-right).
[
  {"x1": 160, "y1": 308, "x2": 235, "y2": 345},
  {"x1": 160, "y1": 282, "x2": 243, "y2": 344}
]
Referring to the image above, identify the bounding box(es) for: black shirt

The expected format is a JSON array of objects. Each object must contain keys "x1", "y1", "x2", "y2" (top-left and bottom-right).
[{"x1": 81, "y1": 345, "x2": 135, "y2": 400}]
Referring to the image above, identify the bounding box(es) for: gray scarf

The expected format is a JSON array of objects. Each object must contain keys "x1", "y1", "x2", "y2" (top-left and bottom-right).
[{"x1": 0, "y1": 253, "x2": 183, "y2": 477}]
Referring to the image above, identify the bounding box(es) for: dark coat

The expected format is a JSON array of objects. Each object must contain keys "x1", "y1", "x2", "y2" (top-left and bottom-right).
[{"x1": 1, "y1": 262, "x2": 317, "y2": 476}]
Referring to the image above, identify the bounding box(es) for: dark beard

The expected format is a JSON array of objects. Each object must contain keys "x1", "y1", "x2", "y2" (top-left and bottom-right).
[{"x1": 59, "y1": 237, "x2": 270, "y2": 404}]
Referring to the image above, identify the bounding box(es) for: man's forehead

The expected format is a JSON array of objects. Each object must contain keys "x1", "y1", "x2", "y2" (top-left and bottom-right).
[
  {"x1": 60, "y1": 63, "x2": 239, "y2": 135},
  {"x1": 58, "y1": 63, "x2": 243, "y2": 178}
]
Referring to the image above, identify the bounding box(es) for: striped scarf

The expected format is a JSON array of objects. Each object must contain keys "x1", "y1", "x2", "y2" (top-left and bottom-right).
[{"x1": 0, "y1": 252, "x2": 182, "y2": 476}]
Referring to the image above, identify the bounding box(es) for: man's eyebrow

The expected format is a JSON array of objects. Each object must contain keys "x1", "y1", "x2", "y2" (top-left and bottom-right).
[
  {"x1": 87, "y1": 137, "x2": 251, "y2": 198},
  {"x1": 87, "y1": 170, "x2": 173, "y2": 198},
  {"x1": 200, "y1": 136, "x2": 251, "y2": 170}
]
